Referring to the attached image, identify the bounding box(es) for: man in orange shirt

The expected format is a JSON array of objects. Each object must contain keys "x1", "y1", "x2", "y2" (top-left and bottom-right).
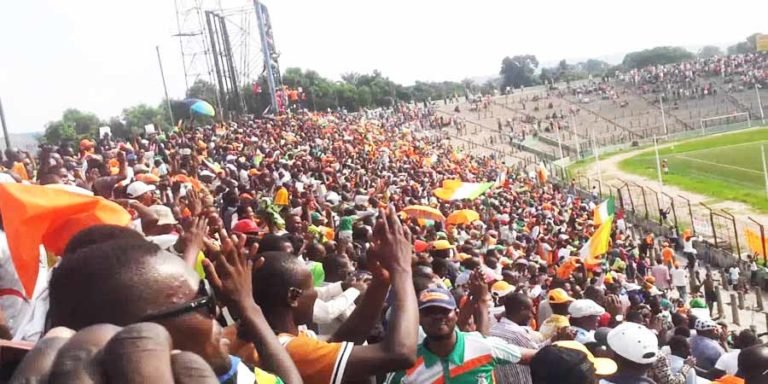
[
  {"x1": 252, "y1": 206, "x2": 418, "y2": 384},
  {"x1": 661, "y1": 241, "x2": 675, "y2": 268}
]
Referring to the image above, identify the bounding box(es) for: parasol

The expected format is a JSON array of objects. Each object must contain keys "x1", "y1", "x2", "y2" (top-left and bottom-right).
[
  {"x1": 184, "y1": 98, "x2": 216, "y2": 117},
  {"x1": 446, "y1": 209, "x2": 480, "y2": 225},
  {"x1": 401, "y1": 205, "x2": 446, "y2": 222}
]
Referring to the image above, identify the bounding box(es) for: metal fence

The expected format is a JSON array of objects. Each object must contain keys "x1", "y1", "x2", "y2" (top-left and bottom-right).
[{"x1": 546, "y1": 160, "x2": 768, "y2": 267}]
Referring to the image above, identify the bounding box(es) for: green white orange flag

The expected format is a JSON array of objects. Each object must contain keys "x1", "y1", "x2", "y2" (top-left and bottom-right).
[
  {"x1": 433, "y1": 180, "x2": 495, "y2": 201},
  {"x1": 593, "y1": 197, "x2": 615, "y2": 226},
  {"x1": 579, "y1": 215, "x2": 613, "y2": 265}
]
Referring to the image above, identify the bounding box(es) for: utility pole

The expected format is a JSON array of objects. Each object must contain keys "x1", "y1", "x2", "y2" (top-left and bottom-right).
[
  {"x1": 0, "y1": 97, "x2": 10, "y2": 150},
  {"x1": 156, "y1": 46, "x2": 175, "y2": 127}
]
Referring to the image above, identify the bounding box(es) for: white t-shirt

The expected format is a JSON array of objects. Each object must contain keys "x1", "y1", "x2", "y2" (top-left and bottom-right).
[
  {"x1": 671, "y1": 268, "x2": 689, "y2": 287},
  {"x1": 714, "y1": 349, "x2": 740, "y2": 375},
  {"x1": 729, "y1": 267, "x2": 740, "y2": 281}
]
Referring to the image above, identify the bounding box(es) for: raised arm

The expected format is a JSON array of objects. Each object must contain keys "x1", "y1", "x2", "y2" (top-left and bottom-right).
[
  {"x1": 204, "y1": 233, "x2": 303, "y2": 384},
  {"x1": 337, "y1": 206, "x2": 418, "y2": 381}
]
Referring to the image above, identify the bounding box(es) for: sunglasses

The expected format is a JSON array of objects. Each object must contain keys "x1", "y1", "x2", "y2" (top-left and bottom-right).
[{"x1": 140, "y1": 279, "x2": 218, "y2": 322}]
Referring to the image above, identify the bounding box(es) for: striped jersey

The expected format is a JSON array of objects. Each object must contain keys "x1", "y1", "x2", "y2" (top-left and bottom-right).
[{"x1": 384, "y1": 330, "x2": 522, "y2": 384}]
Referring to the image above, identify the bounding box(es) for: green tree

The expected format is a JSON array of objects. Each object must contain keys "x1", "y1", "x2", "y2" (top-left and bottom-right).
[
  {"x1": 105, "y1": 116, "x2": 130, "y2": 139},
  {"x1": 581, "y1": 59, "x2": 610, "y2": 75},
  {"x1": 698, "y1": 45, "x2": 724, "y2": 58},
  {"x1": 186, "y1": 79, "x2": 218, "y2": 105},
  {"x1": 727, "y1": 33, "x2": 762, "y2": 55},
  {"x1": 42, "y1": 109, "x2": 101, "y2": 143},
  {"x1": 499, "y1": 55, "x2": 539, "y2": 89},
  {"x1": 461, "y1": 78, "x2": 476, "y2": 94},
  {"x1": 122, "y1": 104, "x2": 170, "y2": 135},
  {"x1": 622, "y1": 46, "x2": 694, "y2": 69},
  {"x1": 43, "y1": 120, "x2": 77, "y2": 144}
]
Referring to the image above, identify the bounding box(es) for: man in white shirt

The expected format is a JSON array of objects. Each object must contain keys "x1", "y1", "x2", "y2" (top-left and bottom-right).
[
  {"x1": 314, "y1": 254, "x2": 368, "y2": 336},
  {"x1": 712, "y1": 329, "x2": 759, "y2": 377},
  {"x1": 671, "y1": 263, "x2": 689, "y2": 301},
  {"x1": 728, "y1": 265, "x2": 740, "y2": 290}
]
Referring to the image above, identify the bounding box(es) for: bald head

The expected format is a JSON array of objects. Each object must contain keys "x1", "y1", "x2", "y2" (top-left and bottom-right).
[
  {"x1": 49, "y1": 239, "x2": 198, "y2": 331},
  {"x1": 739, "y1": 344, "x2": 768, "y2": 383}
]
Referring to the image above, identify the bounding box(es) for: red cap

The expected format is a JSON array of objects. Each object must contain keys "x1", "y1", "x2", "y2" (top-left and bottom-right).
[{"x1": 232, "y1": 219, "x2": 259, "y2": 234}]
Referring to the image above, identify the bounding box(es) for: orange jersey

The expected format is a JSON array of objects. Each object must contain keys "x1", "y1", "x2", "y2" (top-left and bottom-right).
[{"x1": 278, "y1": 331, "x2": 353, "y2": 384}]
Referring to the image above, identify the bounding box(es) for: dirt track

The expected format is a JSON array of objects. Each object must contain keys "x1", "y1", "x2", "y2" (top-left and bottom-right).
[{"x1": 583, "y1": 145, "x2": 768, "y2": 249}]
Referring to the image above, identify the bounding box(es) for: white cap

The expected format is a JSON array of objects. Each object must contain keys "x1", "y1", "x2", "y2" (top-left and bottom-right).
[
  {"x1": 126, "y1": 181, "x2": 156, "y2": 198},
  {"x1": 606, "y1": 322, "x2": 659, "y2": 364},
  {"x1": 149, "y1": 205, "x2": 177, "y2": 226},
  {"x1": 694, "y1": 318, "x2": 718, "y2": 331},
  {"x1": 568, "y1": 299, "x2": 605, "y2": 318}
]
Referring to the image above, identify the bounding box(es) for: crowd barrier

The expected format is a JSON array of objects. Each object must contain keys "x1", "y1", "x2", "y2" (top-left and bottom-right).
[{"x1": 545, "y1": 162, "x2": 768, "y2": 276}]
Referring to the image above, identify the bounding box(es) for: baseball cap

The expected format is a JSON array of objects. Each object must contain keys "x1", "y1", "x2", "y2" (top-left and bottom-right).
[
  {"x1": 432, "y1": 240, "x2": 454, "y2": 251},
  {"x1": 149, "y1": 205, "x2": 177, "y2": 226},
  {"x1": 568, "y1": 299, "x2": 606, "y2": 318},
  {"x1": 694, "y1": 318, "x2": 718, "y2": 331},
  {"x1": 606, "y1": 322, "x2": 659, "y2": 364},
  {"x1": 548, "y1": 288, "x2": 574, "y2": 304},
  {"x1": 491, "y1": 281, "x2": 515, "y2": 298},
  {"x1": 232, "y1": 219, "x2": 260, "y2": 234},
  {"x1": 418, "y1": 287, "x2": 457, "y2": 310},
  {"x1": 126, "y1": 181, "x2": 156, "y2": 198},
  {"x1": 555, "y1": 341, "x2": 618, "y2": 376},
  {"x1": 531, "y1": 341, "x2": 617, "y2": 383}
]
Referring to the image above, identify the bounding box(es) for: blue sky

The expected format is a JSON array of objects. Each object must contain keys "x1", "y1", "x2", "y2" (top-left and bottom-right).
[{"x1": 1, "y1": 0, "x2": 766, "y2": 133}]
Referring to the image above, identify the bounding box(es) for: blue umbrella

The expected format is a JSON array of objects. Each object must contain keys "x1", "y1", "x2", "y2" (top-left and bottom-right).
[{"x1": 184, "y1": 98, "x2": 215, "y2": 117}]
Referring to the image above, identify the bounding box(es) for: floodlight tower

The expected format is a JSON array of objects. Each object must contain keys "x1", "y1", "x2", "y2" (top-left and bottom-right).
[
  {"x1": 173, "y1": 0, "x2": 221, "y2": 108},
  {"x1": 254, "y1": 0, "x2": 283, "y2": 114}
]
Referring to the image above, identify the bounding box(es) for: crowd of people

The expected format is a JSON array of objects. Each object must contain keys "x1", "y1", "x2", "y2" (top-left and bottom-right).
[
  {"x1": 618, "y1": 52, "x2": 768, "y2": 98},
  {"x1": 0, "y1": 102, "x2": 767, "y2": 384}
]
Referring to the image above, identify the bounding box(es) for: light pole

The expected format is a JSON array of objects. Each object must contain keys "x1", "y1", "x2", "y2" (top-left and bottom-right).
[
  {"x1": 0, "y1": 97, "x2": 10, "y2": 150},
  {"x1": 156, "y1": 46, "x2": 175, "y2": 128},
  {"x1": 756, "y1": 85, "x2": 765, "y2": 124},
  {"x1": 659, "y1": 94, "x2": 668, "y2": 135}
]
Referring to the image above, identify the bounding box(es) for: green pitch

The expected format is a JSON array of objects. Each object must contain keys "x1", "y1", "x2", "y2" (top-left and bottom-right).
[{"x1": 619, "y1": 127, "x2": 768, "y2": 212}]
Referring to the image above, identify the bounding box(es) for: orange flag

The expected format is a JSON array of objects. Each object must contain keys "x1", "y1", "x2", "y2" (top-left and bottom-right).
[{"x1": 0, "y1": 183, "x2": 132, "y2": 297}]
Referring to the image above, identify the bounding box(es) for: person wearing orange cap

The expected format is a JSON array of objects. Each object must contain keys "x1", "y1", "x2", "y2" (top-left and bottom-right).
[{"x1": 539, "y1": 288, "x2": 574, "y2": 340}]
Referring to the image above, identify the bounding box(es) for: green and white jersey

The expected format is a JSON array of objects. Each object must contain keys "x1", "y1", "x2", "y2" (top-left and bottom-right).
[{"x1": 384, "y1": 330, "x2": 521, "y2": 384}]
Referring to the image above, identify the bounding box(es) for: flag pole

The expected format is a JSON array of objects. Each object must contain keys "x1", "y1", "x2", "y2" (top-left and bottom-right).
[
  {"x1": 571, "y1": 114, "x2": 581, "y2": 160},
  {"x1": 654, "y1": 135, "x2": 666, "y2": 207},
  {"x1": 762, "y1": 145, "x2": 768, "y2": 199},
  {"x1": 659, "y1": 94, "x2": 668, "y2": 136},
  {"x1": 654, "y1": 135, "x2": 664, "y2": 190},
  {"x1": 591, "y1": 128, "x2": 602, "y2": 192},
  {"x1": 556, "y1": 123, "x2": 564, "y2": 160},
  {"x1": 757, "y1": 85, "x2": 765, "y2": 124}
]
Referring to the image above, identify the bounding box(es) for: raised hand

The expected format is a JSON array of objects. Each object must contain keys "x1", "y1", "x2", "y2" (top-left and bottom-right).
[
  {"x1": 186, "y1": 188, "x2": 202, "y2": 217},
  {"x1": 369, "y1": 205, "x2": 412, "y2": 277},
  {"x1": 202, "y1": 230, "x2": 262, "y2": 319},
  {"x1": 11, "y1": 323, "x2": 217, "y2": 383},
  {"x1": 468, "y1": 268, "x2": 490, "y2": 302},
  {"x1": 174, "y1": 216, "x2": 209, "y2": 267}
]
